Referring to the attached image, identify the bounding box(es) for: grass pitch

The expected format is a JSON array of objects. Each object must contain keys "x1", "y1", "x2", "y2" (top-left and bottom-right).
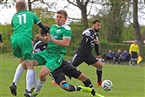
[{"x1": 0, "y1": 53, "x2": 145, "y2": 97}]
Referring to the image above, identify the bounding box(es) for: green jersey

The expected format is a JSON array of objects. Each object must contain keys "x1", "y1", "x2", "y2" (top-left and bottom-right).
[
  {"x1": 33, "y1": 24, "x2": 72, "y2": 72},
  {"x1": 46, "y1": 24, "x2": 72, "y2": 55},
  {"x1": 11, "y1": 10, "x2": 40, "y2": 40}
]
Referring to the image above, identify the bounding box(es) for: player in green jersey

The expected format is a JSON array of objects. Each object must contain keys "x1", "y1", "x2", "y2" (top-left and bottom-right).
[
  {"x1": 31, "y1": 9, "x2": 73, "y2": 95},
  {"x1": 9, "y1": 1, "x2": 49, "y2": 97}
]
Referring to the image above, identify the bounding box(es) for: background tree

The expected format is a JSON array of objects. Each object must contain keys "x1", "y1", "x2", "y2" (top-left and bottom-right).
[
  {"x1": 132, "y1": 0, "x2": 144, "y2": 56},
  {"x1": 67, "y1": 0, "x2": 90, "y2": 30},
  {"x1": 99, "y1": 0, "x2": 130, "y2": 42}
]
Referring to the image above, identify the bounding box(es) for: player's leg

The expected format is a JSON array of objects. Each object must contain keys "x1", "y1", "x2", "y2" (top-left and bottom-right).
[
  {"x1": 10, "y1": 59, "x2": 27, "y2": 96},
  {"x1": 55, "y1": 72, "x2": 78, "y2": 92},
  {"x1": 32, "y1": 66, "x2": 50, "y2": 96},
  {"x1": 20, "y1": 38, "x2": 36, "y2": 97},
  {"x1": 10, "y1": 40, "x2": 27, "y2": 96},
  {"x1": 60, "y1": 81, "x2": 92, "y2": 92},
  {"x1": 71, "y1": 53, "x2": 84, "y2": 67},
  {"x1": 24, "y1": 59, "x2": 35, "y2": 97},
  {"x1": 85, "y1": 54, "x2": 103, "y2": 86},
  {"x1": 31, "y1": 53, "x2": 48, "y2": 96},
  {"x1": 61, "y1": 62, "x2": 94, "y2": 93},
  {"x1": 93, "y1": 62, "x2": 103, "y2": 86},
  {"x1": 52, "y1": 70, "x2": 92, "y2": 93},
  {"x1": 64, "y1": 63, "x2": 103, "y2": 97},
  {"x1": 13, "y1": 58, "x2": 26, "y2": 85},
  {"x1": 32, "y1": 54, "x2": 56, "y2": 96},
  {"x1": 77, "y1": 73, "x2": 104, "y2": 97}
]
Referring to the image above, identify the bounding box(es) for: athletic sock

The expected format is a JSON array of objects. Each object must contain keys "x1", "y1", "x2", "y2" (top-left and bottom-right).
[
  {"x1": 83, "y1": 79, "x2": 96, "y2": 96},
  {"x1": 26, "y1": 69, "x2": 34, "y2": 91},
  {"x1": 34, "y1": 78, "x2": 45, "y2": 93},
  {"x1": 68, "y1": 85, "x2": 77, "y2": 91},
  {"x1": 97, "y1": 69, "x2": 102, "y2": 82},
  {"x1": 32, "y1": 70, "x2": 37, "y2": 87},
  {"x1": 12, "y1": 64, "x2": 24, "y2": 85}
]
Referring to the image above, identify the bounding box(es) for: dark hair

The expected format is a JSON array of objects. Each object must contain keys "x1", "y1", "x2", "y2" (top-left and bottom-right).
[
  {"x1": 16, "y1": 1, "x2": 26, "y2": 11},
  {"x1": 92, "y1": 19, "x2": 101, "y2": 24},
  {"x1": 56, "y1": 10, "x2": 68, "y2": 18}
]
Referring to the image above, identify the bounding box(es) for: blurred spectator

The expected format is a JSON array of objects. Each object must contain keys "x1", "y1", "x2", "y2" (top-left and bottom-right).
[
  {"x1": 118, "y1": 49, "x2": 130, "y2": 64},
  {"x1": 113, "y1": 49, "x2": 122, "y2": 64},
  {"x1": 104, "y1": 50, "x2": 116, "y2": 63},
  {"x1": 0, "y1": 33, "x2": 4, "y2": 47}
]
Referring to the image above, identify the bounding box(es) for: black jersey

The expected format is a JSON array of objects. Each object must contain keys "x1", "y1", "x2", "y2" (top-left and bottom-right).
[
  {"x1": 76, "y1": 28, "x2": 100, "y2": 55},
  {"x1": 33, "y1": 40, "x2": 47, "y2": 53}
]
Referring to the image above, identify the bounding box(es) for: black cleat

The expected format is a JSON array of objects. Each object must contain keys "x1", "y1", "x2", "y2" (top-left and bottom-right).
[
  {"x1": 10, "y1": 82, "x2": 17, "y2": 96},
  {"x1": 24, "y1": 89, "x2": 34, "y2": 97}
]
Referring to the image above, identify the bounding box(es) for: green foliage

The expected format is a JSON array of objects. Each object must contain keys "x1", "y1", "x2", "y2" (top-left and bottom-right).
[
  {"x1": 0, "y1": 24, "x2": 12, "y2": 53},
  {"x1": 66, "y1": 23, "x2": 84, "y2": 56},
  {"x1": 121, "y1": 25, "x2": 135, "y2": 41}
]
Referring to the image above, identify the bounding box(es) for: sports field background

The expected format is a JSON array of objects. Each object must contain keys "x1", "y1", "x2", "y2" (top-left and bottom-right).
[{"x1": 0, "y1": 53, "x2": 145, "y2": 97}]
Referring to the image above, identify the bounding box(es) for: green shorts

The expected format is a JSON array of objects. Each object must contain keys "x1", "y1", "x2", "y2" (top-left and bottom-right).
[
  {"x1": 11, "y1": 36, "x2": 33, "y2": 60},
  {"x1": 33, "y1": 50, "x2": 64, "y2": 72}
]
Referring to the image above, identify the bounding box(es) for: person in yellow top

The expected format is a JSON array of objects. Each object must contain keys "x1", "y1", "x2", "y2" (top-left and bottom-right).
[{"x1": 129, "y1": 40, "x2": 139, "y2": 65}]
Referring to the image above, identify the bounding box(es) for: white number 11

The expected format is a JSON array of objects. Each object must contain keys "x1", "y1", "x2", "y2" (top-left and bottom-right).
[{"x1": 17, "y1": 14, "x2": 26, "y2": 24}]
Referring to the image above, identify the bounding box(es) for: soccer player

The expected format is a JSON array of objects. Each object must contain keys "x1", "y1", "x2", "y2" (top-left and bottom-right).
[
  {"x1": 9, "y1": 1, "x2": 49, "y2": 97},
  {"x1": 71, "y1": 19, "x2": 104, "y2": 86},
  {"x1": 31, "y1": 10, "x2": 92, "y2": 96}
]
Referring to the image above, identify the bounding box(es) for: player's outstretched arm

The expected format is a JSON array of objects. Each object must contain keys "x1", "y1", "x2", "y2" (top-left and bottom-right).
[{"x1": 37, "y1": 22, "x2": 49, "y2": 34}]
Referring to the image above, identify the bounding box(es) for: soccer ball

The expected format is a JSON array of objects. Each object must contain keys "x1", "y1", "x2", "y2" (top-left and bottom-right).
[{"x1": 101, "y1": 80, "x2": 113, "y2": 91}]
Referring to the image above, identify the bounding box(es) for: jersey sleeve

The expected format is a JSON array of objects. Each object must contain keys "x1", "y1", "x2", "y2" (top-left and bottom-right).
[
  {"x1": 82, "y1": 30, "x2": 94, "y2": 41},
  {"x1": 95, "y1": 44, "x2": 100, "y2": 56},
  {"x1": 32, "y1": 12, "x2": 40, "y2": 24},
  {"x1": 63, "y1": 26, "x2": 72, "y2": 39}
]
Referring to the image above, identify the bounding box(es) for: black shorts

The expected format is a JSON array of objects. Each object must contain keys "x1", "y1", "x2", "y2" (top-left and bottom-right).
[
  {"x1": 51, "y1": 60, "x2": 81, "y2": 85},
  {"x1": 72, "y1": 53, "x2": 98, "y2": 67},
  {"x1": 131, "y1": 51, "x2": 138, "y2": 59}
]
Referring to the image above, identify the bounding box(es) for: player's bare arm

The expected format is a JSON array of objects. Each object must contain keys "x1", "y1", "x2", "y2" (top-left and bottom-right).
[{"x1": 50, "y1": 38, "x2": 71, "y2": 47}]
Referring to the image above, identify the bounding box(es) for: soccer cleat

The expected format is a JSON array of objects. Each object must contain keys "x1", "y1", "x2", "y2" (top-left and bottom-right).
[
  {"x1": 30, "y1": 87, "x2": 35, "y2": 93},
  {"x1": 97, "y1": 80, "x2": 104, "y2": 86},
  {"x1": 95, "y1": 93, "x2": 105, "y2": 97},
  {"x1": 10, "y1": 82, "x2": 17, "y2": 96},
  {"x1": 31, "y1": 87, "x2": 39, "y2": 96},
  {"x1": 78, "y1": 86, "x2": 92, "y2": 93},
  {"x1": 24, "y1": 89, "x2": 34, "y2": 97},
  {"x1": 32, "y1": 91, "x2": 39, "y2": 97}
]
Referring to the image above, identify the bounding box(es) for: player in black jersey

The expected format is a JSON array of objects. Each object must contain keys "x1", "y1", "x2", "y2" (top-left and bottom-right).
[{"x1": 72, "y1": 19, "x2": 103, "y2": 86}]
